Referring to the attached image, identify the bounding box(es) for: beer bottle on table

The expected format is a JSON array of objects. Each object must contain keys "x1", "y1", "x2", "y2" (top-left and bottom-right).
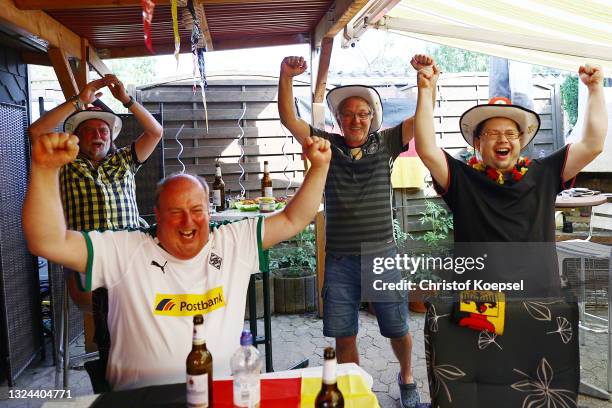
[
  {"x1": 230, "y1": 330, "x2": 262, "y2": 407},
  {"x1": 186, "y1": 314, "x2": 213, "y2": 408},
  {"x1": 315, "y1": 347, "x2": 344, "y2": 408},
  {"x1": 261, "y1": 161, "x2": 273, "y2": 198},
  {"x1": 212, "y1": 163, "x2": 226, "y2": 211}
]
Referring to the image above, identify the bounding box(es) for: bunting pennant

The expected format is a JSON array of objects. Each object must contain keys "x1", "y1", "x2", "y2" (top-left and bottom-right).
[
  {"x1": 187, "y1": 0, "x2": 209, "y2": 131},
  {"x1": 141, "y1": 0, "x2": 156, "y2": 54},
  {"x1": 171, "y1": 0, "x2": 180, "y2": 64}
]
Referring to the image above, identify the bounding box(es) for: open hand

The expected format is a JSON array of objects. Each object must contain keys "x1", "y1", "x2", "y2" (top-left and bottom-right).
[
  {"x1": 579, "y1": 64, "x2": 603, "y2": 91},
  {"x1": 104, "y1": 74, "x2": 131, "y2": 105},
  {"x1": 78, "y1": 78, "x2": 106, "y2": 105},
  {"x1": 302, "y1": 136, "x2": 331, "y2": 167},
  {"x1": 280, "y1": 56, "x2": 308, "y2": 77},
  {"x1": 31, "y1": 133, "x2": 79, "y2": 168}
]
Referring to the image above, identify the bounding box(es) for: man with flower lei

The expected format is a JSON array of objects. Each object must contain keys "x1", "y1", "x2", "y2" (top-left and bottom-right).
[{"x1": 413, "y1": 57, "x2": 607, "y2": 408}]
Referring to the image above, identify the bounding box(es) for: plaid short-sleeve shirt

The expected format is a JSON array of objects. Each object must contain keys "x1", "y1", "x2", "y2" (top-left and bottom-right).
[{"x1": 60, "y1": 144, "x2": 144, "y2": 231}]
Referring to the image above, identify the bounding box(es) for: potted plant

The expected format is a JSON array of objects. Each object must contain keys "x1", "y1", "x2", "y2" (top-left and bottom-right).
[{"x1": 270, "y1": 225, "x2": 317, "y2": 314}]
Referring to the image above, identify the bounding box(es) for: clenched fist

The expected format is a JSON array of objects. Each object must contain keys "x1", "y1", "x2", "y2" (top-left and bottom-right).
[
  {"x1": 302, "y1": 136, "x2": 331, "y2": 168},
  {"x1": 579, "y1": 64, "x2": 603, "y2": 91},
  {"x1": 31, "y1": 132, "x2": 79, "y2": 169},
  {"x1": 280, "y1": 56, "x2": 308, "y2": 78}
]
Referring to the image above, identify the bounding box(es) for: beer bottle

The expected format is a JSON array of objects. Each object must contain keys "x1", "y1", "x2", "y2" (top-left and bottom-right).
[
  {"x1": 261, "y1": 161, "x2": 273, "y2": 198},
  {"x1": 212, "y1": 163, "x2": 226, "y2": 211},
  {"x1": 186, "y1": 314, "x2": 213, "y2": 408},
  {"x1": 315, "y1": 347, "x2": 344, "y2": 407}
]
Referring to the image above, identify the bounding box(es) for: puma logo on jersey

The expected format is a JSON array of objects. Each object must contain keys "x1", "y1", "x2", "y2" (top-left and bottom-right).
[{"x1": 151, "y1": 260, "x2": 168, "y2": 274}]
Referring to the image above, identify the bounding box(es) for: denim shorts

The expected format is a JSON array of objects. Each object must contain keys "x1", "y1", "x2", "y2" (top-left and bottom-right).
[{"x1": 322, "y1": 249, "x2": 410, "y2": 339}]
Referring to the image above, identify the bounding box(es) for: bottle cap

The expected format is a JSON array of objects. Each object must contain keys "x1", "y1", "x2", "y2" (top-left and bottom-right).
[
  {"x1": 323, "y1": 347, "x2": 336, "y2": 359},
  {"x1": 240, "y1": 330, "x2": 254, "y2": 346}
]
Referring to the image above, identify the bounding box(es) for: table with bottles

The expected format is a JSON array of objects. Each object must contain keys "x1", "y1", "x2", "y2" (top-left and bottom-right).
[{"x1": 41, "y1": 363, "x2": 377, "y2": 407}]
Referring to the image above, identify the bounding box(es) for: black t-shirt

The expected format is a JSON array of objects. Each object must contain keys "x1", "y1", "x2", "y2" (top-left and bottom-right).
[
  {"x1": 434, "y1": 146, "x2": 573, "y2": 242},
  {"x1": 432, "y1": 146, "x2": 575, "y2": 298}
]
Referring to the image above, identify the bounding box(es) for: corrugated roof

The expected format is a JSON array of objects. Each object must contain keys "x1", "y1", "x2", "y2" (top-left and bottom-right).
[{"x1": 42, "y1": 1, "x2": 333, "y2": 54}]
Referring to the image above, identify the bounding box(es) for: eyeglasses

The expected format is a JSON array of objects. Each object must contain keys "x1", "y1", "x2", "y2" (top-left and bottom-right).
[
  {"x1": 339, "y1": 111, "x2": 372, "y2": 121},
  {"x1": 480, "y1": 130, "x2": 522, "y2": 141}
]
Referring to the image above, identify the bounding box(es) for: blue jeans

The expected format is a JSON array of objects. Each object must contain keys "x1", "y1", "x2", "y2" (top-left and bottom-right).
[{"x1": 322, "y1": 250, "x2": 410, "y2": 338}]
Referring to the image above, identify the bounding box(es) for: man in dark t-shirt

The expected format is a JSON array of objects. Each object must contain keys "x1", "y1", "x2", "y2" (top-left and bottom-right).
[
  {"x1": 414, "y1": 62, "x2": 607, "y2": 407},
  {"x1": 278, "y1": 55, "x2": 437, "y2": 408}
]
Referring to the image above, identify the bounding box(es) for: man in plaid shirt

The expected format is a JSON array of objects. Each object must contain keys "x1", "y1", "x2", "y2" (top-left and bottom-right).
[{"x1": 28, "y1": 74, "x2": 163, "y2": 384}]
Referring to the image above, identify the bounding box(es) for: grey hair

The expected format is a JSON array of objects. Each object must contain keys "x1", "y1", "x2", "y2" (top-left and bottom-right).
[{"x1": 154, "y1": 173, "x2": 210, "y2": 208}]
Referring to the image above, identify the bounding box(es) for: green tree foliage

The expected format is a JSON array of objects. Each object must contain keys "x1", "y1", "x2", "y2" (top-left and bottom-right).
[
  {"x1": 105, "y1": 57, "x2": 156, "y2": 86},
  {"x1": 425, "y1": 45, "x2": 489, "y2": 73},
  {"x1": 100, "y1": 57, "x2": 156, "y2": 112},
  {"x1": 560, "y1": 74, "x2": 578, "y2": 128}
]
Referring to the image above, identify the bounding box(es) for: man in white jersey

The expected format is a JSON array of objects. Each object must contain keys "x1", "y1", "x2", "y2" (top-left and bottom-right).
[{"x1": 23, "y1": 132, "x2": 331, "y2": 390}]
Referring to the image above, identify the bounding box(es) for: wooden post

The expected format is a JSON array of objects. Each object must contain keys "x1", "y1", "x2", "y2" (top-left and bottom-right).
[{"x1": 310, "y1": 35, "x2": 333, "y2": 318}]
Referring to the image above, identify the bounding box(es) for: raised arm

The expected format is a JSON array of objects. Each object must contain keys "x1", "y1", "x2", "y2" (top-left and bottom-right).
[
  {"x1": 402, "y1": 54, "x2": 438, "y2": 146},
  {"x1": 23, "y1": 133, "x2": 88, "y2": 273},
  {"x1": 562, "y1": 65, "x2": 607, "y2": 181},
  {"x1": 105, "y1": 74, "x2": 163, "y2": 162},
  {"x1": 414, "y1": 62, "x2": 448, "y2": 188},
  {"x1": 262, "y1": 136, "x2": 330, "y2": 249},
  {"x1": 28, "y1": 78, "x2": 107, "y2": 140},
  {"x1": 278, "y1": 56, "x2": 311, "y2": 144}
]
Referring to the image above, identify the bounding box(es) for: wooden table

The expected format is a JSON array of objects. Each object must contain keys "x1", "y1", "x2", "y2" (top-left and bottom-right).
[{"x1": 555, "y1": 194, "x2": 607, "y2": 208}]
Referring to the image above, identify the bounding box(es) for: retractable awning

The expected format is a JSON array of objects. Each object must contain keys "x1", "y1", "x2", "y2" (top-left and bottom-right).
[{"x1": 362, "y1": 0, "x2": 612, "y2": 74}]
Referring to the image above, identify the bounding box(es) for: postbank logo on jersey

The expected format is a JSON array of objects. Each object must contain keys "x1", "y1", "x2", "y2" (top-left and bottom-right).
[{"x1": 153, "y1": 286, "x2": 225, "y2": 317}]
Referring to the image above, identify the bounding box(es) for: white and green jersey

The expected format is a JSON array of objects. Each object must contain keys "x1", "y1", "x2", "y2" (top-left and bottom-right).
[{"x1": 80, "y1": 217, "x2": 266, "y2": 390}]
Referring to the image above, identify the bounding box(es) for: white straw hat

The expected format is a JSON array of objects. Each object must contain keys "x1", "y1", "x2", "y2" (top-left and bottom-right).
[
  {"x1": 64, "y1": 107, "x2": 122, "y2": 140},
  {"x1": 460, "y1": 97, "x2": 540, "y2": 150},
  {"x1": 326, "y1": 85, "x2": 383, "y2": 133}
]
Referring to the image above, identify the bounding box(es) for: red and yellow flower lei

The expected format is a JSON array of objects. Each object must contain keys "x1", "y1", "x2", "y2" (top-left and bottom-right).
[{"x1": 467, "y1": 156, "x2": 531, "y2": 185}]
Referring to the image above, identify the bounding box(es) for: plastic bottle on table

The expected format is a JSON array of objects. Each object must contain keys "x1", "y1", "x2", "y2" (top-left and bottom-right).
[{"x1": 230, "y1": 330, "x2": 262, "y2": 407}]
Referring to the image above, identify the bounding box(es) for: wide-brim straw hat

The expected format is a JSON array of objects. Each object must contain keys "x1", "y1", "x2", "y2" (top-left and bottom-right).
[
  {"x1": 460, "y1": 97, "x2": 540, "y2": 150},
  {"x1": 326, "y1": 85, "x2": 383, "y2": 134},
  {"x1": 64, "y1": 107, "x2": 122, "y2": 140}
]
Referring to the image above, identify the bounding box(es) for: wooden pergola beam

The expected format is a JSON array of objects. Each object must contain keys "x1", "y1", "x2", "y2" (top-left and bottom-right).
[
  {"x1": 0, "y1": 0, "x2": 81, "y2": 57},
  {"x1": 0, "y1": 0, "x2": 112, "y2": 77},
  {"x1": 88, "y1": 49, "x2": 112, "y2": 77},
  {"x1": 76, "y1": 38, "x2": 90, "y2": 89},
  {"x1": 313, "y1": 0, "x2": 369, "y2": 47},
  {"x1": 48, "y1": 47, "x2": 78, "y2": 99},
  {"x1": 20, "y1": 50, "x2": 51, "y2": 66},
  {"x1": 194, "y1": 0, "x2": 214, "y2": 51}
]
